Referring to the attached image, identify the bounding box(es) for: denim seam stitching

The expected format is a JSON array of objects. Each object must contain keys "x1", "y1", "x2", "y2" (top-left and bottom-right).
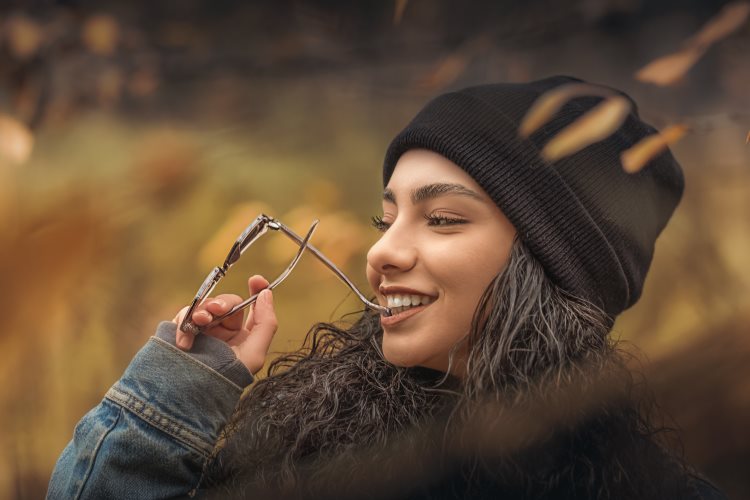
[
  {"x1": 73, "y1": 402, "x2": 122, "y2": 500},
  {"x1": 150, "y1": 336, "x2": 244, "y2": 392},
  {"x1": 105, "y1": 387, "x2": 213, "y2": 457}
]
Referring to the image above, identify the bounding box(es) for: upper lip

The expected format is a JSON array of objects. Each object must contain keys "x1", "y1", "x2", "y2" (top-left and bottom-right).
[{"x1": 379, "y1": 285, "x2": 437, "y2": 298}]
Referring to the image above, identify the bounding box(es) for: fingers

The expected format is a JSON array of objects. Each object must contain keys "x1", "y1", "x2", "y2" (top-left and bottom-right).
[
  {"x1": 237, "y1": 288, "x2": 278, "y2": 374},
  {"x1": 197, "y1": 294, "x2": 246, "y2": 330},
  {"x1": 173, "y1": 306, "x2": 195, "y2": 350},
  {"x1": 243, "y1": 275, "x2": 271, "y2": 331},
  {"x1": 172, "y1": 275, "x2": 272, "y2": 353}
]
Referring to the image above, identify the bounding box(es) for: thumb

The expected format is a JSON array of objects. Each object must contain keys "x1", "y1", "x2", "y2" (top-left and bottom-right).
[{"x1": 237, "y1": 289, "x2": 278, "y2": 374}]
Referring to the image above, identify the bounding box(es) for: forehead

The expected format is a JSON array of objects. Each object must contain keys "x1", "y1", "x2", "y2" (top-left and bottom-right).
[{"x1": 386, "y1": 149, "x2": 487, "y2": 195}]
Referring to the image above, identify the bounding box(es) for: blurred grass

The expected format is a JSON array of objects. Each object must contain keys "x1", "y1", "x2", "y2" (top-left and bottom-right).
[{"x1": 0, "y1": 103, "x2": 390, "y2": 496}]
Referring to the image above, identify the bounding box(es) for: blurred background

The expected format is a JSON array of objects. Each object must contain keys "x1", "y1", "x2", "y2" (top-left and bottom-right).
[{"x1": 0, "y1": 0, "x2": 748, "y2": 498}]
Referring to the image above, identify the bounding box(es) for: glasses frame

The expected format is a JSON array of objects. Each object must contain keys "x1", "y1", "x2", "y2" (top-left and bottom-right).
[{"x1": 180, "y1": 213, "x2": 391, "y2": 336}]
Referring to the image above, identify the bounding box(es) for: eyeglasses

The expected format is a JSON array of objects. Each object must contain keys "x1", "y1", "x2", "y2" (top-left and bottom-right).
[{"x1": 180, "y1": 213, "x2": 391, "y2": 336}]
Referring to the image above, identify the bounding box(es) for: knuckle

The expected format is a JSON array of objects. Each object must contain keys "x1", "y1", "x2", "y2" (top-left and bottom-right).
[{"x1": 264, "y1": 316, "x2": 278, "y2": 329}]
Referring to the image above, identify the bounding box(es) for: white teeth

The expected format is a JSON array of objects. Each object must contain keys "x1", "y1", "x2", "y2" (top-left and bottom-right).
[{"x1": 384, "y1": 293, "x2": 434, "y2": 310}]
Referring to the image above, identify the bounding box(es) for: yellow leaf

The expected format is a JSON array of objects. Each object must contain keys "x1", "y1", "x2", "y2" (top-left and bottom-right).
[
  {"x1": 541, "y1": 96, "x2": 631, "y2": 163},
  {"x1": 635, "y1": 46, "x2": 705, "y2": 87},
  {"x1": 691, "y1": 1, "x2": 750, "y2": 49},
  {"x1": 746, "y1": 131, "x2": 750, "y2": 144},
  {"x1": 394, "y1": 0, "x2": 408, "y2": 25},
  {"x1": 418, "y1": 53, "x2": 468, "y2": 91},
  {"x1": 418, "y1": 35, "x2": 491, "y2": 91},
  {"x1": 519, "y1": 83, "x2": 613, "y2": 138},
  {"x1": 5, "y1": 15, "x2": 43, "y2": 60},
  {"x1": 635, "y1": 2, "x2": 750, "y2": 87},
  {"x1": 0, "y1": 114, "x2": 34, "y2": 165},
  {"x1": 620, "y1": 124, "x2": 688, "y2": 174},
  {"x1": 82, "y1": 14, "x2": 119, "y2": 55}
]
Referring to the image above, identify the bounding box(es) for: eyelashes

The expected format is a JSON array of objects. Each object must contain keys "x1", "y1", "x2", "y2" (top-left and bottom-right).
[
  {"x1": 424, "y1": 214, "x2": 468, "y2": 227},
  {"x1": 370, "y1": 215, "x2": 390, "y2": 232},
  {"x1": 370, "y1": 214, "x2": 468, "y2": 233}
]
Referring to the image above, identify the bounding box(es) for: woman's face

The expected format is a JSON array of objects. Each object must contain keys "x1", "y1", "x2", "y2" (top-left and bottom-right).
[{"x1": 366, "y1": 149, "x2": 517, "y2": 375}]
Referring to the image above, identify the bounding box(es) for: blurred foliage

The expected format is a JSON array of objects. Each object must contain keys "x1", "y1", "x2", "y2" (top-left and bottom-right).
[{"x1": 1, "y1": 0, "x2": 749, "y2": 498}]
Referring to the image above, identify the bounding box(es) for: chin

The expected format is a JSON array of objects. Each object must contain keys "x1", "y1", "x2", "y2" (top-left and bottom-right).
[
  {"x1": 381, "y1": 339, "x2": 421, "y2": 368},
  {"x1": 382, "y1": 348, "x2": 419, "y2": 368}
]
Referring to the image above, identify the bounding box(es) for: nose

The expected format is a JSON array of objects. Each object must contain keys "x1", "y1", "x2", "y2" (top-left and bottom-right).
[{"x1": 366, "y1": 222, "x2": 418, "y2": 275}]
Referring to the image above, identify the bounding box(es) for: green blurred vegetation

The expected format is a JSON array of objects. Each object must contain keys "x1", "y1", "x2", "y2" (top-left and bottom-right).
[{"x1": 1, "y1": 1, "x2": 749, "y2": 498}]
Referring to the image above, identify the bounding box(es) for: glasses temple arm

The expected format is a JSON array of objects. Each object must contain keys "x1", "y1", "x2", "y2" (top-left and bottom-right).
[{"x1": 274, "y1": 223, "x2": 391, "y2": 316}]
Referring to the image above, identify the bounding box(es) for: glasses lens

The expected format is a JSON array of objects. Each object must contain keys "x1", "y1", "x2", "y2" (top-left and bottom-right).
[{"x1": 224, "y1": 218, "x2": 269, "y2": 268}]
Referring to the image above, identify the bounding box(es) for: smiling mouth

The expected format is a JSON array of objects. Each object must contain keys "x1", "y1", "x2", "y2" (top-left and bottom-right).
[
  {"x1": 383, "y1": 293, "x2": 436, "y2": 311},
  {"x1": 379, "y1": 295, "x2": 435, "y2": 326}
]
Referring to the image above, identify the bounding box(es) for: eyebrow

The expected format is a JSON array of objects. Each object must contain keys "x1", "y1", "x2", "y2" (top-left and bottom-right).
[{"x1": 383, "y1": 183, "x2": 484, "y2": 205}]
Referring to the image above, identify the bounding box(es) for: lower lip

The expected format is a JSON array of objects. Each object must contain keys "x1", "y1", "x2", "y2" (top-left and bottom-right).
[{"x1": 380, "y1": 304, "x2": 430, "y2": 327}]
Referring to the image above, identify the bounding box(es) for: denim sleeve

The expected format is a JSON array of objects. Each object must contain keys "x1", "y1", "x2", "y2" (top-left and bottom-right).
[{"x1": 47, "y1": 322, "x2": 252, "y2": 499}]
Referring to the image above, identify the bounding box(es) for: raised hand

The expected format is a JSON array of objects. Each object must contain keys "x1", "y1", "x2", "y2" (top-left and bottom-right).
[{"x1": 172, "y1": 275, "x2": 278, "y2": 374}]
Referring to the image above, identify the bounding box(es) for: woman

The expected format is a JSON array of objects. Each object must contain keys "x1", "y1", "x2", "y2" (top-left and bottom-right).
[{"x1": 47, "y1": 76, "x2": 725, "y2": 499}]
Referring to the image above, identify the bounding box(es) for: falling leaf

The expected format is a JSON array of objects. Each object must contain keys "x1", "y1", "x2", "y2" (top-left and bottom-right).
[
  {"x1": 5, "y1": 15, "x2": 43, "y2": 60},
  {"x1": 82, "y1": 14, "x2": 119, "y2": 55},
  {"x1": 635, "y1": 1, "x2": 750, "y2": 87},
  {"x1": 541, "y1": 96, "x2": 631, "y2": 163},
  {"x1": 0, "y1": 114, "x2": 34, "y2": 165},
  {"x1": 519, "y1": 83, "x2": 613, "y2": 138},
  {"x1": 635, "y1": 46, "x2": 706, "y2": 87},
  {"x1": 620, "y1": 125, "x2": 688, "y2": 174},
  {"x1": 691, "y1": 1, "x2": 750, "y2": 49},
  {"x1": 418, "y1": 53, "x2": 469, "y2": 90},
  {"x1": 745, "y1": 131, "x2": 749, "y2": 144},
  {"x1": 417, "y1": 35, "x2": 491, "y2": 90},
  {"x1": 394, "y1": 0, "x2": 409, "y2": 25}
]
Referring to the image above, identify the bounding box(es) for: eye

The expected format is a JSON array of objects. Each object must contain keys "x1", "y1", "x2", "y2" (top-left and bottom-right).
[
  {"x1": 424, "y1": 214, "x2": 468, "y2": 227},
  {"x1": 370, "y1": 215, "x2": 391, "y2": 232}
]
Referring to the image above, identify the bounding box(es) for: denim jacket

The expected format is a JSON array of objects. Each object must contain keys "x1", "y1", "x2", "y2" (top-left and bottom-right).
[
  {"x1": 47, "y1": 322, "x2": 253, "y2": 499},
  {"x1": 48, "y1": 323, "x2": 730, "y2": 500}
]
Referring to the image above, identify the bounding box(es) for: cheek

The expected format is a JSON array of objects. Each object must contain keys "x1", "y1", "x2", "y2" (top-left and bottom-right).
[{"x1": 431, "y1": 242, "x2": 504, "y2": 302}]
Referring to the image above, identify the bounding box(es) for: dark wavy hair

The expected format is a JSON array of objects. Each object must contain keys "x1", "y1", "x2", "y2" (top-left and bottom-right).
[{"x1": 205, "y1": 239, "x2": 694, "y2": 499}]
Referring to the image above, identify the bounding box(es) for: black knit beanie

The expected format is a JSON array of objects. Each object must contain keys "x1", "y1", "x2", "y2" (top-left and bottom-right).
[{"x1": 383, "y1": 75, "x2": 684, "y2": 318}]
